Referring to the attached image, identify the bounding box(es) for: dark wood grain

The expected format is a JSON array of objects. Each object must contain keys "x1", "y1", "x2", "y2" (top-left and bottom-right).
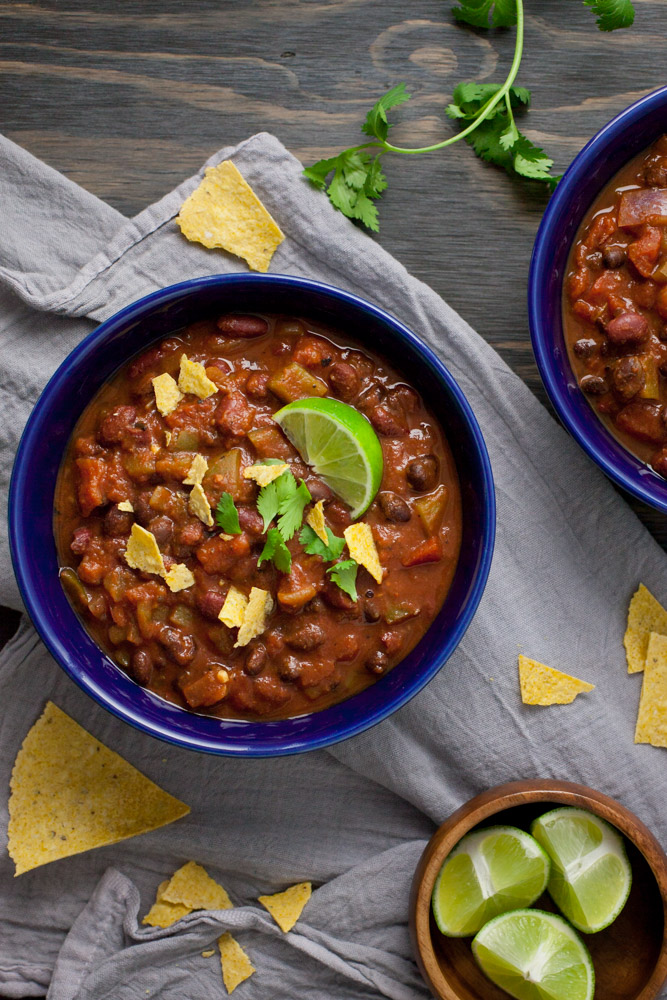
[{"x1": 1, "y1": 0, "x2": 666, "y2": 647}]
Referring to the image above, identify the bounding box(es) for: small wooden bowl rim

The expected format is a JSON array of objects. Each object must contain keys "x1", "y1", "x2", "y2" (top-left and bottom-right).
[{"x1": 410, "y1": 780, "x2": 667, "y2": 1000}]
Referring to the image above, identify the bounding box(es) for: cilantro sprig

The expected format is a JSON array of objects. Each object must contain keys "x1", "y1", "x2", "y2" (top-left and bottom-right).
[
  {"x1": 258, "y1": 528, "x2": 292, "y2": 574},
  {"x1": 256, "y1": 470, "x2": 311, "y2": 540},
  {"x1": 304, "y1": 0, "x2": 636, "y2": 229},
  {"x1": 215, "y1": 493, "x2": 241, "y2": 534},
  {"x1": 326, "y1": 560, "x2": 359, "y2": 602},
  {"x1": 299, "y1": 524, "x2": 346, "y2": 561}
]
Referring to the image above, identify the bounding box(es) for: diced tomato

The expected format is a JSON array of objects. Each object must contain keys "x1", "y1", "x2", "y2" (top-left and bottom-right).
[
  {"x1": 180, "y1": 669, "x2": 229, "y2": 709},
  {"x1": 195, "y1": 533, "x2": 251, "y2": 574},
  {"x1": 76, "y1": 457, "x2": 108, "y2": 516},
  {"x1": 572, "y1": 299, "x2": 603, "y2": 325},
  {"x1": 401, "y1": 536, "x2": 443, "y2": 567},
  {"x1": 568, "y1": 268, "x2": 591, "y2": 300},
  {"x1": 586, "y1": 269, "x2": 623, "y2": 305},
  {"x1": 584, "y1": 212, "x2": 617, "y2": 250},
  {"x1": 627, "y1": 225, "x2": 661, "y2": 277}
]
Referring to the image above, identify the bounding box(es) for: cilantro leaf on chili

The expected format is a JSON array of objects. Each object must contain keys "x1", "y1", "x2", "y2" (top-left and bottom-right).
[
  {"x1": 215, "y1": 493, "x2": 241, "y2": 534},
  {"x1": 257, "y1": 479, "x2": 280, "y2": 533},
  {"x1": 258, "y1": 528, "x2": 292, "y2": 574},
  {"x1": 583, "y1": 0, "x2": 635, "y2": 31},
  {"x1": 299, "y1": 524, "x2": 346, "y2": 561},
  {"x1": 327, "y1": 559, "x2": 358, "y2": 602},
  {"x1": 452, "y1": 0, "x2": 517, "y2": 29},
  {"x1": 277, "y1": 480, "x2": 312, "y2": 541}
]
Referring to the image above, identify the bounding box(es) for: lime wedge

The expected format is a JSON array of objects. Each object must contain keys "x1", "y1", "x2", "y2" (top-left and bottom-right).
[
  {"x1": 530, "y1": 807, "x2": 632, "y2": 934},
  {"x1": 472, "y1": 909, "x2": 595, "y2": 1000},
  {"x1": 431, "y1": 826, "x2": 551, "y2": 937},
  {"x1": 273, "y1": 398, "x2": 383, "y2": 518}
]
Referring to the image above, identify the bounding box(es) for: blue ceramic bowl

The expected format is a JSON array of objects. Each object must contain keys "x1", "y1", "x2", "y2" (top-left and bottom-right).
[
  {"x1": 529, "y1": 85, "x2": 667, "y2": 512},
  {"x1": 9, "y1": 274, "x2": 495, "y2": 756}
]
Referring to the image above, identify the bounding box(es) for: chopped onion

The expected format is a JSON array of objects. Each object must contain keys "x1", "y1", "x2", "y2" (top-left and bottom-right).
[{"x1": 619, "y1": 189, "x2": 667, "y2": 227}]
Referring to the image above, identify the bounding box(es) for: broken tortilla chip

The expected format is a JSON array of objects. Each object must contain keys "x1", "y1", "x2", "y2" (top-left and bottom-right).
[
  {"x1": 161, "y1": 860, "x2": 233, "y2": 911},
  {"x1": 235, "y1": 587, "x2": 273, "y2": 648},
  {"x1": 164, "y1": 563, "x2": 195, "y2": 593},
  {"x1": 8, "y1": 702, "x2": 190, "y2": 875},
  {"x1": 258, "y1": 881, "x2": 311, "y2": 933},
  {"x1": 117, "y1": 499, "x2": 134, "y2": 513},
  {"x1": 183, "y1": 453, "x2": 209, "y2": 486},
  {"x1": 143, "y1": 879, "x2": 193, "y2": 928},
  {"x1": 624, "y1": 583, "x2": 667, "y2": 674},
  {"x1": 124, "y1": 523, "x2": 166, "y2": 576},
  {"x1": 218, "y1": 932, "x2": 255, "y2": 994},
  {"x1": 635, "y1": 631, "x2": 667, "y2": 748},
  {"x1": 242, "y1": 462, "x2": 288, "y2": 487},
  {"x1": 176, "y1": 160, "x2": 284, "y2": 273},
  {"x1": 343, "y1": 523, "x2": 383, "y2": 584},
  {"x1": 178, "y1": 354, "x2": 218, "y2": 399},
  {"x1": 189, "y1": 482, "x2": 214, "y2": 527},
  {"x1": 152, "y1": 372, "x2": 183, "y2": 417},
  {"x1": 219, "y1": 585, "x2": 249, "y2": 629},
  {"x1": 518, "y1": 654, "x2": 594, "y2": 706},
  {"x1": 306, "y1": 500, "x2": 328, "y2": 545}
]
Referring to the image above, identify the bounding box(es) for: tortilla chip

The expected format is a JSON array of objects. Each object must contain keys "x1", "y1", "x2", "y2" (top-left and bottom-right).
[
  {"x1": 218, "y1": 932, "x2": 255, "y2": 994},
  {"x1": 143, "y1": 880, "x2": 193, "y2": 928},
  {"x1": 189, "y1": 483, "x2": 214, "y2": 527},
  {"x1": 202, "y1": 949, "x2": 216, "y2": 958},
  {"x1": 164, "y1": 563, "x2": 195, "y2": 593},
  {"x1": 183, "y1": 453, "x2": 209, "y2": 486},
  {"x1": 242, "y1": 462, "x2": 288, "y2": 487},
  {"x1": 518, "y1": 654, "x2": 594, "y2": 706},
  {"x1": 635, "y1": 632, "x2": 667, "y2": 748},
  {"x1": 258, "y1": 882, "x2": 311, "y2": 933},
  {"x1": 117, "y1": 500, "x2": 134, "y2": 513},
  {"x1": 343, "y1": 523, "x2": 383, "y2": 584},
  {"x1": 306, "y1": 500, "x2": 328, "y2": 545},
  {"x1": 161, "y1": 860, "x2": 233, "y2": 910},
  {"x1": 8, "y1": 702, "x2": 190, "y2": 875},
  {"x1": 124, "y1": 523, "x2": 166, "y2": 576},
  {"x1": 235, "y1": 587, "x2": 273, "y2": 648},
  {"x1": 624, "y1": 583, "x2": 667, "y2": 673},
  {"x1": 178, "y1": 354, "x2": 218, "y2": 399},
  {"x1": 176, "y1": 160, "x2": 285, "y2": 273},
  {"x1": 219, "y1": 585, "x2": 248, "y2": 629},
  {"x1": 152, "y1": 372, "x2": 183, "y2": 417}
]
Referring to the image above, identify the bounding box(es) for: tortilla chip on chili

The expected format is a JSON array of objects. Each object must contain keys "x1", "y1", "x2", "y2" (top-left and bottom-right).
[
  {"x1": 518, "y1": 654, "x2": 594, "y2": 706},
  {"x1": 258, "y1": 881, "x2": 312, "y2": 932},
  {"x1": 218, "y1": 932, "x2": 255, "y2": 993},
  {"x1": 189, "y1": 482, "x2": 215, "y2": 527},
  {"x1": 178, "y1": 354, "x2": 218, "y2": 400},
  {"x1": 152, "y1": 372, "x2": 183, "y2": 417},
  {"x1": 635, "y1": 631, "x2": 667, "y2": 748},
  {"x1": 161, "y1": 860, "x2": 233, "y2": 911},
  {"x1": 163, "y1": 563, "x2": 195, "y2": 593},
  {"x1": 117, "y1": 499, "x2": 134, "y2": 512},
  {"x1": 219, "y1": 585, "x2": 248, "y2": 629},
  {"x1": 8, "y1": 703, "x2": 190, "y2": 875},
  {"x1": 143, "y1": 880, "x2": 193, "y2": 928},
  {"x1": 183, "y1": 453, "x2": 209, "y2": 486},
  {"x1": 306, "y1": 500, "x2": 328, "y2": 545},
  {"x1": 235, "y1": 587, "x2": 273, "y2": 648},
  {"x1": 243, "y1": 462, "x2": 288, "y2": 487},
  {"x1": 124, "y1": 523, "x2": 166, "y2": 576},
  {"x1": 176, "y1": 160, "x2": 284, "y2": 273},
  {"x1": 344, "y1": 523, "x2": 383, "y2": 584},
  {"x1": 624, "y1": 583, "x2": 667, "y2": 674}
]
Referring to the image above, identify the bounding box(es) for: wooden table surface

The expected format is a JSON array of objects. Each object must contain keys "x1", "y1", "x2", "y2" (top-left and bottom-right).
[{"x1": 1, "y1": 0, "x2": 666, "y2": 643}]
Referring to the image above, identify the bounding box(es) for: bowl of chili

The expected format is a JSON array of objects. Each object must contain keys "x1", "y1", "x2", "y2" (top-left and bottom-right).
[
  {"x1": 529, "y1": 85, "x2": 667, "y2": 512},
  {"x1": 10, "y1": 274, "x2": 495, "y2": 755}
]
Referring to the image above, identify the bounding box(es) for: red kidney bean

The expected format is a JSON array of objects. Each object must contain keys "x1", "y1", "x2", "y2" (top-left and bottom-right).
[
  {"x1": 606, "y1": 311, "x2": 649, "y2": 345},
  {"x1": 148, "y1": 515, "x2": 174, "y2": 546},
  {"x1": 245, "y1": 643, "x2": 267, "y2": 676},
  {"x1": 285, "y1": 621, "x2": 325, "y2": 651},
  {"x1": 216, "y1": 315, "x2": 269, "y2": 338},
  {"x1": 611, "y1": 357, "x2": 645, "y2": 400},
  {"x1": 197, "y1": 590, "x2": 225, "y2": 620},
  {"x1": 158, "y1": 627, "x2": 196, "y2": 665},
  {"x1": 131, "y1": 649, "x2": 153, "y2": 686},
  {"x1": 104, "y1": 506, "x2": 133, "y2": 537},
  {"x1": 237, "y1": 507, "x2": 265, "y2": 536},
  {"x1": 328, "y1": 362, "x2": 360, "y2": 400},
  {"x1": 365, "y1": 651, "x2": 389, "y2": 675}
]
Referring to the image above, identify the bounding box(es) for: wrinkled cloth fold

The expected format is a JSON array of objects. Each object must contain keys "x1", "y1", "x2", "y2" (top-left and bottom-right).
[{"x1": 1, "y1": 132, "x2": 666, "y2": 999}]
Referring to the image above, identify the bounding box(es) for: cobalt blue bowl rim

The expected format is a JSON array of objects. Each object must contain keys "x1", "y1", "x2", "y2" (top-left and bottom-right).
[
  {"x1": 529, "y1": 85, "x2": 667, "y2": 514},
  {"x1": 9, "y1": 273, "x2": 496, "y2": 756}
]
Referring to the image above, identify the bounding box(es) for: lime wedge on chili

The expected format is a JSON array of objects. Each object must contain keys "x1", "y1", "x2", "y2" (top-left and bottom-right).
[
  {"x1": 431, "y1": 826, "x2": 551, "y2": 937},
  {"x1": 530, "y1": 807, "x2": 632, "y2": 934},
  {"x1": 273, "y1": 398, "x2": 383, "y2": 518},
  {"x1": 472, "y1": 909, "x2": 595, "y2": 1000}
]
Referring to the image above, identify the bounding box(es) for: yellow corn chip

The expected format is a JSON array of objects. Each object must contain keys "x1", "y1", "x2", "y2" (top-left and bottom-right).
[
  {"x1": 117, "y1": 500, "x2": 134, "y2": 513},
  {"x1": 518, "y1": 654, "x2": 595, "y2": 706},
  {"x1": 235, "y1": 587, "x2": 273, "y2": 648},
  {"x1": 189, "y1": 483, "x2": 214, "y2": 527},
  {"x1": 183, "y1": 453, "x2": 209, "y2": 486},
  {"x1": 202, "y1": 949, "x2": 216, "y2": 958},
  {"x1": 165, "y1": 430, "x2": 172, "y2": 447},
  {"x1": 143, "y1": 878, "x2": 193, "y2": 928},
  {"x1": 343, "y1": 523, "x2": 383, "y2": 584},
  {"x1": 178, "y1": 354, "x2": 218, "y2": 399},
  {"x1": 218, "y1": 932, "x2": 255, "y2": 994},
  {"x1": 242, "y1": 462, "x2": 288, "y2": 487},
  {"x1": 124, "y1": 523, "x2": 166, "y2": 576},
  {"x1": 164, "y1": 563, "x2": 195, "y2": 593},
  {"x1": 258, "y1": 882, "x2": 311, "y2": 933},
  {"x1": 152, "y1": 372, "x2": 183, "y2": 417},
  {"x1": 8, "y1": 702, "x2": 190, "y2": 875},
  {"x1": 161, "y1": 860, "x2": 233, "y2": 911},
  {"x1": 176, "y1": 160, "x2": 285, "y2": 273},
  {"x1": 306, "y1": 500, "x2": 328, "y2": 545},
  {"x1": 635, "y1": 632, "x2": 667, "y2": 748},
  {"x1": 624, "y1": 583, "x2": 667, "y2": 674},
  {"x1": 219, "y1": 586, "x2": 249, "y2": 629}
]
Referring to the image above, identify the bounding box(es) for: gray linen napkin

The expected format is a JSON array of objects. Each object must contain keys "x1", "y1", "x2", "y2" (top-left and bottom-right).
[{"x1": 1, "y1": 132, "x2": 666, "y2": 999}]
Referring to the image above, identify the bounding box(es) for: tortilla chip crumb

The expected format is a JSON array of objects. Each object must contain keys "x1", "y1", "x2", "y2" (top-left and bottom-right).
[
  {"x1": 165, "y1": 430, "x2": 172, "y2": 447},
  {"x1": 518, "y1": 654, "x2": 594, "y2": 706},
  {"x1": 143, "y1": 896, "x2": 192, "y2": 928},
  {"x1": 235, "y1": 587, "x2": 273, "y2": 648},
  {"x1": 635, "y1": 631, "x2": 667, "y2": 748},
  {"x1": 117, "y1": 500, "x2": 134, "y2": 512},
  {"x1": 161, "y1": 861, "x2": 233, "y2": 911},
  {"x1": 343, "y1": 523, "x2": 383, "y2": 584},
  {"x1": 152, "y1": 372, "x2": 183, "y2": 417},
  {"x1": 219, "y1": 586, "x2": 248, "y2": 629},
  {"x1": 124, "y1": 523, "x2": 166, "y2": 576},
  {"x1": 178, "y1": 354, "x2": 218, "y2": 399},
  {"x1": 242, "y1": 462, "x2": 288, "y2": 487},
  {"x1": 218, "y1": 932, "x2": 255, "y2": 994},
  {"x1": 183, "y1": 453, "x2": 209, "y2": 486},
  {"x1": 164, "y1": 563, "x2": 195, "y2": 593},
  {"x1": 624, "y1": 583, "x2": 667, "y2": 674},
  {"x1": 306, "y1": 501, "x2": 328, "y2": 545},
  {"x1": 258, "y1": 881, "x2": 311, "y2": 933},
  {"x1": 8, "y1": 702, "x2": 189, "y2": 875},
  {"x1": 176, "y1": 160, "x2": 284, "y2": 273},
  {"x1": 189, "y1": 483, "x2": 214, "y2": 527},
  {"x1": 202, "y1": 949, "x2": 215, "y2": 958}
]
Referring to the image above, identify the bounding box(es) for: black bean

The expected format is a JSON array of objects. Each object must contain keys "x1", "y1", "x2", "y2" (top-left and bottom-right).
[
  {"x1": 611, "y1": 357, "x2": 645, "y2": 401},
  {"x1": 406, "y1": 455, "x2": 439, "y2": 491},
  {"x1": 580, "y1": 374, "x2": 608, "y2": 395},
  {"x1": 245, "y1": 644, "x2": 267, "y2": 676},
  {"x1": 364, "y1": 599, "x2": 382, "y2": 623},
  {"x1": 103, "y1": 506, "x2": 134, "y2": 537},
  {"x1": 158, "y1": 627, "x2": 196, "y2": 665},
  {"x1": 131, "y1": 649, "x2": 153, "y2": 686},
  {"x1": 148, "y1": 515, "x2": 174, "y2": 546},
  {"x1": 285, "y1": 621, "x2": 325, "y2": 651},
  {"x1": 365, "y1": 651, "x2": 389, "y2": 675},
  {"x1": 602, "y1": 245, "x2": 626, "y2": 269},
  {"x1": 278, "y1": 655, "x2": 303, "y2": 681},
  {"x1": 378, "y1": 491, "x2": 411, "y2": 523},
  {"x1": 572, "y1": 338, "x2": 597, "y2": 359}
]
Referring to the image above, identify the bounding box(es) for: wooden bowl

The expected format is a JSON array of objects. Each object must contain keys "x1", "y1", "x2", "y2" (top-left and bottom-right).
[{"x1": 410, "y1": 780, "x2": 667, "y2": 1000}]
